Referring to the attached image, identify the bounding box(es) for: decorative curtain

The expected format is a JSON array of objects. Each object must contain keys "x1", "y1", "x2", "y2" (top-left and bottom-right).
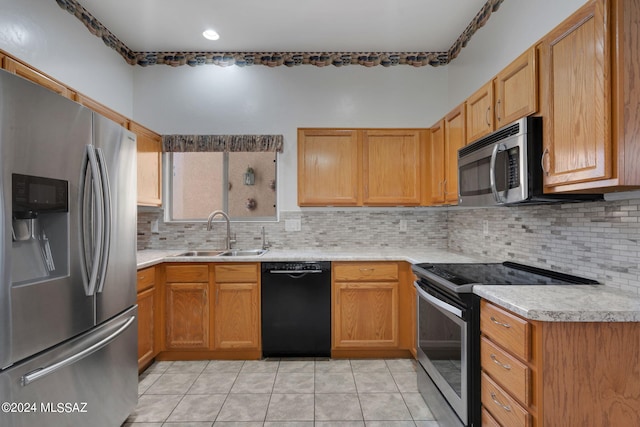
[{"x1": 162, "y1": 134, "x2": 283, "y2": 153}]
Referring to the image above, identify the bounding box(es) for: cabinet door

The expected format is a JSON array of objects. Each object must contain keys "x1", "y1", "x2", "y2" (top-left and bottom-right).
[
  {"x1": 3, "y1": 57, "x2": 76, "y2": 100},
  {"x1": 363, "y1": 129, "x2": 424, "y2": 205},
  {"x1": 429, "y1": 120, "x2": 446, "y2": 204},
  {"x1": 333, "y1": 282, "x2": 398, "y2": 348},
  {"x1": 137, "y1": 286, "x2": 155, "y2": 369},
  {"x1": 214, "y1": 282, "x2": 260, "y2": 349},
  {"x1": 131, "y1": 121, "x2": 163, "y2": 206},
  {"x1": 165, "y1": 283, "x2": 210, "y2": 349},
  {"x1": 540, "y1": 0, "x2": 611, "y2": 187},
  {"x1": 495, "y1": 47, "x2": 538, "y2": 127},
  {"x1": 298, "y1": 129, "x2": 361, "y2": 206},
  {"x1": 466, "y1": 80, "x2": 494, "y2": 144},
  {"x1": 444, "y1": 104, "x2": 466, "y2": 204}
]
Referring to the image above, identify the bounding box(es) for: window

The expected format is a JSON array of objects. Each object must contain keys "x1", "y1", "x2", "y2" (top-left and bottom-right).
[{"x1": 166, "y1": 151, "x2": 277, "y2": 221}]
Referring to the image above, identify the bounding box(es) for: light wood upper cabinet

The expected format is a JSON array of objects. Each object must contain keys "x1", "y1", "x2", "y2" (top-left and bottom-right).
[
  {"x1": 213, "y1": 264, "x2": 260, "y2": 350},
  {"x1": 495, "y1": 47, "x2": 538, "y2": 127},
  {"x1": 428, "y1": 104, "x2": 465, "y2": 206},
  {"x1": 466, "y1": 46, "x2": 538, "y2": 145},
  {"x1": 444, "y1": 104, "x2": 466, "y2": 204},
  {"x1": 429, "y1": 120, "x2": 446, "y2": 204},
  {"x1": 539, "y1": 0, "x2": 640, "y2": 193},
  {"x1": 466, "y1": 80, "x2": 494, "y2": 144},
  {"x1": 3, "y1": 57, "x2": 76, "y2": 100},
  {"x1": 298, "y1": 129, "x2": 361, "y2": 206},
  {"x1": 362, "y1": 129, "x2": 425, "y2": 206},
  {"x1": 77, "y1": 93, "x2": 129, "y2": 128},
  {"x1": 540, "y1": 0, "x2": 609, "y2": 188},
  {"x1": 130, "y1": 121, "x2": 163, "y2": 206}
]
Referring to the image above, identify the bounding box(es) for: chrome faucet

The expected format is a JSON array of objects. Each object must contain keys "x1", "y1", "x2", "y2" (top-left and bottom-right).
[
  {"x1": 261, "y1": 226, "x2": 272, "y2": 250},
  {"x1": 207, "y1": 210, "x2": 235, "y2": 250}
]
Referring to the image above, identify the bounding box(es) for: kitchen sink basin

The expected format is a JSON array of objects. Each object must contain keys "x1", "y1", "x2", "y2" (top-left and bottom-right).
[
  {"x1": 218, "y1": 249, "x2": 268, "y2": 257},
  {"x1": 171, "y1": 249, "x2": 267, "y2": 257},
  {"x1": 172, "y1": 250, "x2": 227, "y2": 257}
]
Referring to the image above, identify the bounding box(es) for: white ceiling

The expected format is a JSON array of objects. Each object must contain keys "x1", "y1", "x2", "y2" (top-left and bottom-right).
[{"x1": 77, "y1": 0, "x2": 490, "y2": 53}]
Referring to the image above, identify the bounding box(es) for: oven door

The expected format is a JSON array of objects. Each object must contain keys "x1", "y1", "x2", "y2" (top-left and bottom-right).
[
  {"x1": 415, "y1": 281, "x2": 468, "y2": 424},
  {"x1": 458, "y1": 133, "x2": 528, "y2": 206}
]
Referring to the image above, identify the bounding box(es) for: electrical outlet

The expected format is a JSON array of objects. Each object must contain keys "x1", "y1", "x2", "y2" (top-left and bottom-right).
[
  {"x1": 151, "y1": 219, "x2": 159, "y2": 234},
  {"x1": 399, "y1": 219, "x2": 408, "y2": 232},
  {"x1": 483, "y1": 220, "x2": 489, "y2": 236},
  {"x1": 285, "y1": 219, "x2": 301, "y2": 232}
]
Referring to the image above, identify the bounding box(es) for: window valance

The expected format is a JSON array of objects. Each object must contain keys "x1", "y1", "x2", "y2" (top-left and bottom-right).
[{"x1": 162, "y1": 134, "x2": 283, "y2": 152}]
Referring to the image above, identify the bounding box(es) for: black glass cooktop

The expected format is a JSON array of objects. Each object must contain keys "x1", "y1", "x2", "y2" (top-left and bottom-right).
[{"x1": 412, "y1": 261, "x2": 599, "y2": 293}]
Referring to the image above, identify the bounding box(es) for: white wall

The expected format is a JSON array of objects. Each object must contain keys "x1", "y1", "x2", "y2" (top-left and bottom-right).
[
  {"x1": 133, "y1": 64, "x2": 449, "y2": 211},
  {"x1": 447, "y1": 0, "x2": 588, "y2": 110},
  {"x1": 0, "y1": 0, "x2": 134, "y2": 116}
]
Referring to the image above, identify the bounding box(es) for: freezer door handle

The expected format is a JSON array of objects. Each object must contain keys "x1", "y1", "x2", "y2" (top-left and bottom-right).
[{"x1": 21, "y1": 315, "x2": 136, "y2": 386}]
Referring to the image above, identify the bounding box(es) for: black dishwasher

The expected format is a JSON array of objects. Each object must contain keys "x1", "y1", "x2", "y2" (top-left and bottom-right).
[{"x1": 261, "y1": 261, "x2": 331, "y2": 357}]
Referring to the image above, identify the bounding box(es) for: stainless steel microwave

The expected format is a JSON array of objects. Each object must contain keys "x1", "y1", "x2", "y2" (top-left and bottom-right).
[{"x1": 457, "y1": 116, "x2": 602, "y2": 206}]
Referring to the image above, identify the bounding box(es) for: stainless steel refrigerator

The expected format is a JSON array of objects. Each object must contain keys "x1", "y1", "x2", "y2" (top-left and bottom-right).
[{"x1": 0, "y1": 69, "x2": 138, "y2": 426}]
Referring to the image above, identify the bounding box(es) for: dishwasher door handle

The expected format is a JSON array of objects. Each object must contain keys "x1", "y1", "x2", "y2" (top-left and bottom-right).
[{"x1": 268, "y1": 270, "x2": 325, "y2": 274}]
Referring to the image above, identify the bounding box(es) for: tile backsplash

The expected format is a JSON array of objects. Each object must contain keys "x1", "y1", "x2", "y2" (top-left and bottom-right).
[
  {"x1": 138, "y1": 198, "x2": 640, "y2": 293},
  {"x1": 448, "y1": 199, "x2": 640, "y2": 294}
]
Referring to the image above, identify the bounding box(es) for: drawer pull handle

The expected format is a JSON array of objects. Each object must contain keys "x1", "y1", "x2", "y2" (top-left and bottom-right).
[
  {"x1": 490, "y1": 391, "x2": 512, "y2": 412},
  {"x1": 490, "y1": 354, "x2": 511, "y2": 370},
  {"x1": 359, "y1": 268, "x2": 375, "y2": 274},
  {"x1": 490, "y1": 316, "x2": 511, "y2": 328}
]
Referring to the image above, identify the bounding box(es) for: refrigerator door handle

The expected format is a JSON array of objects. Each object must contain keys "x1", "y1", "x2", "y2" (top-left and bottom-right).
[
  {"x1": 95, "y1": 147, "x2": 111, "y2": 294},
  {"x1": 79, "y1": 144, "x2": 105, "y2": 296},
  {"x1": 21, "y1": 315, "x2": 136, "y2": 386}
]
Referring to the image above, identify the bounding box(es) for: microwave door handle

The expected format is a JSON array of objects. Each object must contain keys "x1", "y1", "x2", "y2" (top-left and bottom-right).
[{"x1": 490, "y1": 143, "x2": 506, "y2": 204}]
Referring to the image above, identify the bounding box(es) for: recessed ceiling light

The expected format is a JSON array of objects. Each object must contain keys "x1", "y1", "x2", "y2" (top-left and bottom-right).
[{"x1": 202, "y1": 30, "x2": 220, "y2": 41}]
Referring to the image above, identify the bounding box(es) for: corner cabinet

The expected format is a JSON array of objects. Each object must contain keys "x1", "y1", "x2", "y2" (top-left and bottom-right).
[
  {"x1": 539, "y1": 0, "x2": 640, "y2": 193},
  {"x1": 213, "y1": 264, "x2": 260, "y2": 352},
  {"x1": 480, "y1": 299, "x2": 640, "y2": 427},
  {"x1": 428, "y1": 104, "x2": 466, "y2": 206},
  {"x1": 137, "y1": 266, "x2": 158, "y2": 371},
  {"x1": 131, "y1": 121, "x2": 163, "y2": 207}
]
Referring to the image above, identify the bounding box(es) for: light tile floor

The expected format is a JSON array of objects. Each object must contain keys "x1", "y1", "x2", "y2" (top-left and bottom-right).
[{"x1": 124, "y1": 358, "x2": 441, "y2": 427}]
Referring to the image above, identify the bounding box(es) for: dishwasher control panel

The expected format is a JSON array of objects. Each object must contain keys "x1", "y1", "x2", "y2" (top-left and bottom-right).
[{"x1": 262, "y1": 261, "x2": 330, "y2": 273}]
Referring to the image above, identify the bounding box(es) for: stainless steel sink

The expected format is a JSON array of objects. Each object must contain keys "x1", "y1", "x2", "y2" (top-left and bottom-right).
[
  {"x1": 218, "y1": 249, "x2": 268, "y2": 257},
  {"x1": 172, "y1": 250, "x2": 227, "y2": 257},
  {"x1": 171, "y1": 249, "x2": 267, "y2": 257}
]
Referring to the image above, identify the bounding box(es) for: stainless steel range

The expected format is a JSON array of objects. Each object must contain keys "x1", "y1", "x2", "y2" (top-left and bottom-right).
[{"x1": 411, "y1": 262, "x2": 598, "y2": 427}]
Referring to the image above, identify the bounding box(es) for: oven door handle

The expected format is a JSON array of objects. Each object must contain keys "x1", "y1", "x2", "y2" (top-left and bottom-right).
[
  {"x1": 414, "y1": 282, "x2": 463, "y2": 318},
  {"x1": 489, "y1": 143, "x2": 506, "y2": 204}
]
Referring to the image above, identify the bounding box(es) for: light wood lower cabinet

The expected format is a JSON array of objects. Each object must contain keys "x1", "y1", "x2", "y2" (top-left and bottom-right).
[
  {"x1": 137, "y1": 267, "x2": 158, "y2": 371},
  {"x1": 332, "y1": 262, "x2": 399, "y2": 350},
  {"x1": 164, "y1": 264, "x2": 211, "y2": 350},
  {"x1": 213, "y1": 264, "x2": 260, "y2": 350},
  {"x1": 481, "y1": 299, "x2": 640, "y2": 426}
]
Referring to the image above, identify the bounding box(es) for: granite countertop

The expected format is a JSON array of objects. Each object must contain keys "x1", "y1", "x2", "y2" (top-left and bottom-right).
[
  {"x1": 136, "y1": 249, "x2": 640, "y2": 323},
  {"x1": 474, "y1": 284, "x2": 640, "y2": 322}
]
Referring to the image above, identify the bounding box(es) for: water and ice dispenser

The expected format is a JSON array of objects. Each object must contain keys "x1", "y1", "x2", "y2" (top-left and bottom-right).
[{"x1": 11, "y1": 173, "x2": 69, "y2": 284}]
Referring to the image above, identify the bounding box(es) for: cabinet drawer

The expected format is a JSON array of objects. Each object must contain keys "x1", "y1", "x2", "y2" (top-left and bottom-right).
[
  {"x1": 481, "y1": 336, "x2": 531, "y2": 405},
  {"x1": 482, "y1": 408, "x2": 502, "y2": 427},
  {"x1": 165, "y1": 264, "x2": 209, "y2": 282},
  {"x1": 481, "y1": 300, "x2": 531, "y2": 361},
  {"x1": 137, "y1": 267, "x2": 156, "y2": 292},
  {"x1": 482, "y1": 373, "x2": 531, "y2": 427},
  {"x1": 214, "y1": 264, "x2": 258, "y2": 282},
  {"x1": 333, "y1": 262, "x2": 398, "y2": 281}
]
